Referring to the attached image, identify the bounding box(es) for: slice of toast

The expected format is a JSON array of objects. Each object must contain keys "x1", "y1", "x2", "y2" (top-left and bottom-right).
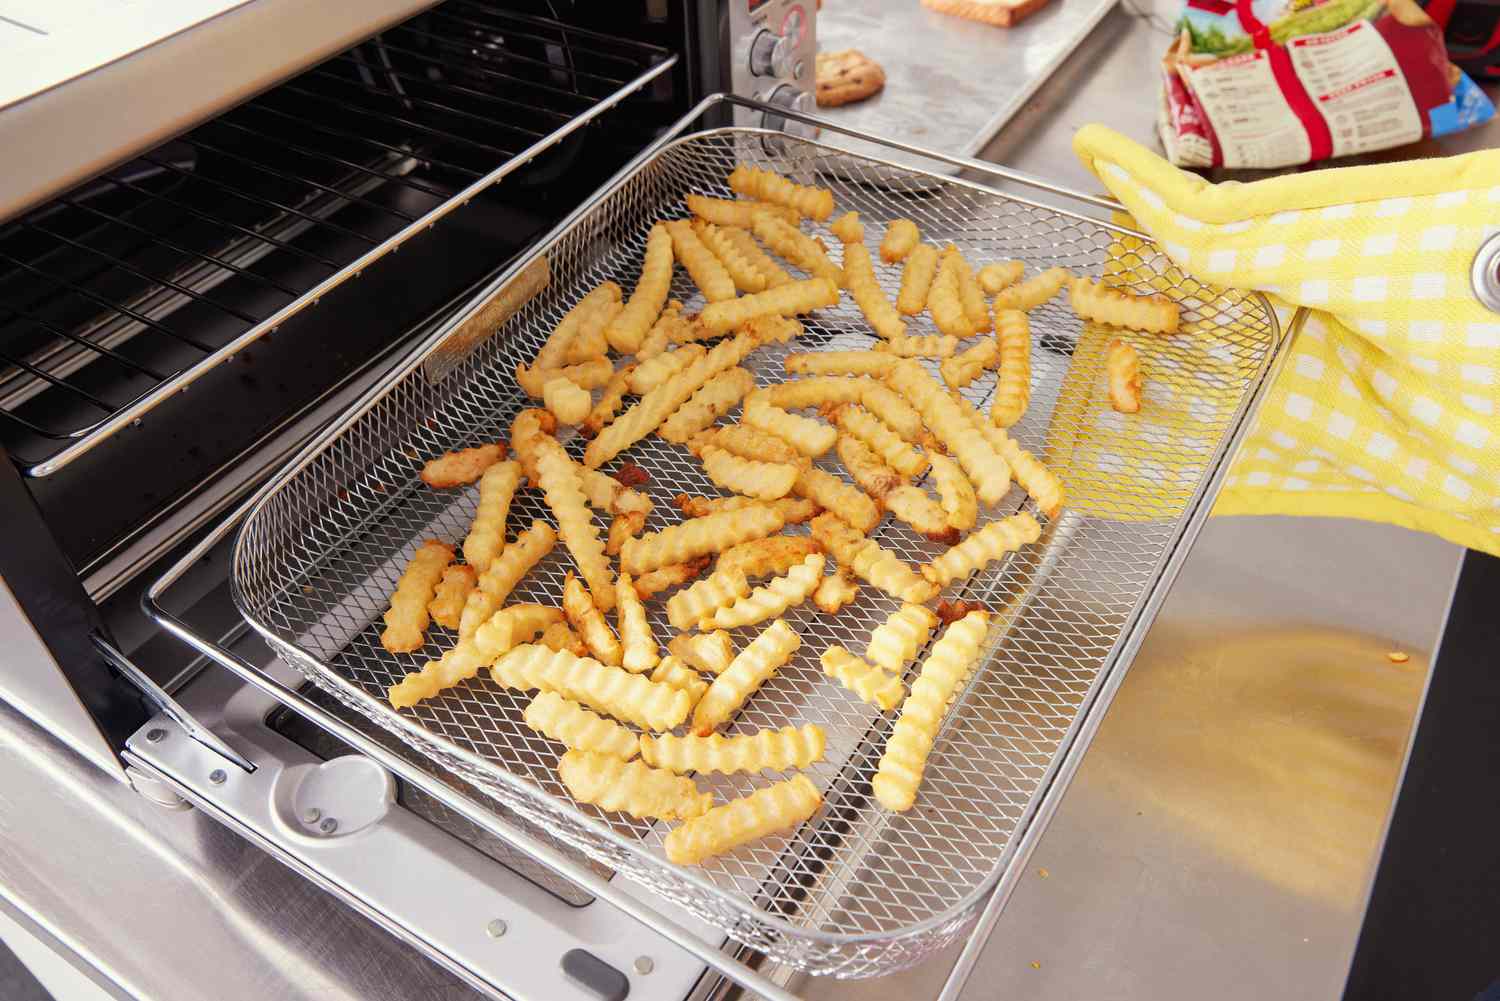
[{"x1": 920, "y1": 0, "x2": 1054, "y2": 27}]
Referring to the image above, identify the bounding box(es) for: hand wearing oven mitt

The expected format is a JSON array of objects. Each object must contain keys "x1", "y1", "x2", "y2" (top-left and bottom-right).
[{"x1": 1072, "y1": 125, "x2": 1500, "y2": 555}]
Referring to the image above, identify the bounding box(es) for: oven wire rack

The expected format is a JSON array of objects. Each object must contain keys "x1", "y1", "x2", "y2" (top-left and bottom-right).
[{"x1": 149, "y1": 94, "x2": 1288, "y2": 998}]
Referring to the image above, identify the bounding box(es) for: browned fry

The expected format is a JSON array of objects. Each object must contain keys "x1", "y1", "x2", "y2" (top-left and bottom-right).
[
  {"x1": 835, "y1": 433, "x2": 902, "y2": 499},
  {"x1": 716, "y1": 535, "x2": 822, "y2": 580},
  {"x1": 509, "y1": 408, "x2": 557, "y2": 484},
  {"x1": 673, "y1": 494, "x2": 820, "y2": 524},
  {"x1": 812, "y1": 567, "x2": 859, "y2": 614},
  {"x1": 581, "y1": 365, "x2": 636, "y2": 438},
  {"x1": 427, "y1": 564, "x2": 477, "y2": 630},
  {"x1": 702, "y1": 422, "x2": 804, "y2": 465},
  {"x1": 515, "y1": 357, "x2": 612, "y2": 399},
  {"x1": 614, "y1": 463, "x2": 651, "y2": 488},
  {"x1": 793, "y1": 466, "x2": 881, "y2": 534},
  {"x1": 564, "y1": 298, "x2": 620, "y2": 363},
  {"x1": 538, "y1": 621, "x2": 589, "y2": 657},
  {"x1": 632, "y1": 558, "x2": 710, "y2": 599},
  {"x1": 420, "y1": 442, "x2": 508, "y2": 488},
  {"x1": 933, "y1": 598, "x2": 987, "y2": 624},
  {"x1": 606, "y1": 510, "x2": 646, "y2": 556}
]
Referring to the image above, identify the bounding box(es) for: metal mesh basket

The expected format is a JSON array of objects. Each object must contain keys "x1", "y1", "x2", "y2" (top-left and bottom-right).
[{"x1": 230, "y1": 127, "x2": 1279, "y2": 978}]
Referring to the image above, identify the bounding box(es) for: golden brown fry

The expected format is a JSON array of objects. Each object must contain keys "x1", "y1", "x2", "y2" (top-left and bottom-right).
[
  {"x1": 606, "y1": 510, "x2": 645, "y2": 558},
  {"x1": 380, "y1": 540, "x2": 453, "y2": 654},
  {"x1": 665, "y1": 219, "x2": 736, "y2": 303},
  {"x1": 994, "y1": 266, "x2": 1070, "y2": 311},
  {"x1": 794, "y1": 467, "x2": 881, "y2": 534},
  {"x1": 623, "y1": 502, "x2": 785, "y2": 575},
  {"x1": 784, "y1": 350, "x2": 886, "y2": 377},
  {"x1": 629, "y1": 344, "x2": 705, "y2": 396},
  {"x1": 716, "y1": 535, "x2": 822, "y2": 580},
  {"x1": 700, "y1": 444, "x2": 798, "y2": 501},
  {"x1": 674, "y1": 493, "x2": 819, "y2": 524},
  {"x1": 523, "y1": 691, "x2": 638, "y2": 759},
  {"x1": 751, "y1": 214, "x2": 843, "y2": 286},
  {"x1": 515, "y1": 357, "x2": 612, "y2": 400},
  {"x1": 635, "y1": 300, "x2": 687, "y2": 361},
  {"x1": 745, "y1": 315, "x2": 804, "y2": 348},
  {"x1": 508, "y1": 408, "x2": 555, "y2": 483},
  {"x1": 669, "y1": 631, "x2": 735, "y2": 675},
  {"x1": 874, "y1": 333, "x2": 957, "y2": 358},
  {"x1": 650, "y1": 656, "x2": 709, "y2": 707},
  {"x1": 564, "y1": 298, "x2": 619, "y2": 364},
  {"x1": 420, "y1": 442, "x2": 508, "y2": 488},
  {"x1": 728, "y1": 164, "x2": 835, "y2": 221},
  {"x1": 954, "y1": 252, "x2": 991, "y2": 333},
  {"x1": 684, "y1": 193, "x2": 799, "y2": 228},
  {"x1": 658, "y1": 367, "x2": 756, "y2": 444},
  {"x1": 536, "y1": 438, "x2": 615, "y2": 610},
  {"x1": 978, "y1": 260, "x2": 1024, "y2": 295},
  {"x1": 828, "y1": 404, "x2": 926, "y2": 478},
  {"x1": 744, "y1": 398, "x2": 835, "y2": 458},
  {"x1": 615, "y1": 573, "x2": 658, "y2": 674},
  {"x1": 879, "y1": 219, "x2": 920, "y2": 263},
  {"x1": 694, "y1": 219, "x2": 767, "y2": 294},
  {"x1": 1070, "y1": 276, "x2": 1179, "y2": 333},
  {"x1": 698, "y1": 277, "x2": 839, "y2": 338},
  {"x1": 842, "y1": 242, "x2": 906, "y2": 340},
  {"x1": 703, "y1": 553, "x2": 825, "y2": 630},
  {"x1": 539, "y1": 620, "x2": 588, "y2": 657},
  {"x1": 632, "y1": 559, "x2": 709, "y2": 599},
  {"x1": 642, "y1": 724, "x2": 824, "y2": 775},
  {"x1": 865, "y1": 602, "x2": 939, "y2": 673},
  {"x1": 873, "y1": 610, "x2": 991, "y2": 811},
  {"x1": 581, "y1": 466, "x2": 653, "y2": 519},
  {"x1": 535, "y1": 283, "x2": 620, "y2": 370},
  {"x1": 389, "y1": 602, "x2": 562, "y2": 707},
  {"x1": 492, "y1": 644, "x2": 689, "y2": 731},
  {"x1": 812, "y1": 566, "x2": 859, "y2": 614},
  {"x1": 896, "y1": 243, "x2": 940, "y2": 315},
  {"x1": 543, "y1": 376, "x2": 592, "y2": 426},
  {"x1": 884, "y1": 484, "x2": 956, "y2": 542},
  {"x1": 666, "y1": 568, "x2": 750, "y2": 631},
  {"x1": 810, "y1": 512, "x2": 934, "y2": 603},
  {"x1": 829, "y1": 211, "x2": 864, "y2": 244},
  {"x1": 939, "y1": 338, "x2": 1001, "y2": 390},
  {"x1": 462, "y1": 461, "x2": 522, "y2": 574},
  {"x1": 605, "y1": 223, "x2": 674, "y2": 354},
  {"x1": 887, "y1": 360, "x2": 1010, "y2": 505},
  {"x1": 991, "y1": 307, "x2": 1032, "y2": 427},
  {"x1": 923, "y1": 511, "x2": 1041, "y2": 589},
  {"x1": 462, "y1": 519, "x2": 557, "y2": 639},
  {"x1": 758, "y1": 375, "x2": 866, "y2": 411},
  {"x1": 859, "y1": 382, "x2": 923, "y2": 441},
  {"x1": 821, "y1": 646, "x2": 905, "y2": 711},
  {"x1": 1107, "y1": 339, "x2": 1142, "y2": 413},
  {"x1": 563, "y1": 572, "x2": 623, "y2": 666},
  {"x1": 692, "y1": 619, "x2": 801, "y2": 735},
  {"x1": 927, "y1": 450, "x2": 977, "y2": 531},
  {"x1": 701, "y1": 423, "x2": 803, "y2": 465},
  {"x1": 664, "y1": 774, "x2": 821, "y2": 865},
  {"x1": 720, "y1": 226, "x2": 794, "y2": 289},
  {"x1": 929, "y1": 247, "x2": 974, "y2": 337},
  {"x1": 581, "y1": 365, "x2": 636, "y2": 438},
  {"x1": 427, "y1": 564, "x2": 477, "y2": 631},
  {"x1": 836, "y1": 433, "x2": 902, "y2": 499},
  {"x1": 559, "y1": 750, "x2": 712, "y2": 821},
  {"x1": 950, "y1": 391, "x2": 1064, "y2": 518}
]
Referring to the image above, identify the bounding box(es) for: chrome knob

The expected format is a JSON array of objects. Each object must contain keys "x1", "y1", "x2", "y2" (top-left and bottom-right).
[
  {"x1": 762, "y1": 85, "x2": 819, "y2": 139},
  {"x1": 748, "y1": 29, "x2": 794, "y2": 78}
]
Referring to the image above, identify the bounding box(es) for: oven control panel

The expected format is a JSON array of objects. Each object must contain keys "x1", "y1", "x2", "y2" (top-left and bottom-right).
[{"x1": 729, "y1": 0, "x2": 817, "y2": 134}]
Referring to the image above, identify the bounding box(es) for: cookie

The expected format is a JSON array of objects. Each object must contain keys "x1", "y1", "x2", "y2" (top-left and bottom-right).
[
  {"x1": 920, "y1": 0, "x2": 1054, "y2": 27},
  {"x1": 815, "y1": 49, "x2": 886, "y2": 108}
]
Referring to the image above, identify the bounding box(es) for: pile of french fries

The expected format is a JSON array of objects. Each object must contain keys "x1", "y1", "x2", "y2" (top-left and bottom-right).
[{"x1": 376, "y1": 163, "x2": 1179, "y2": 865}]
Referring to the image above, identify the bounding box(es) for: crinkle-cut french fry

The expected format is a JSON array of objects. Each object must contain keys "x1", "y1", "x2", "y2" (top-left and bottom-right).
[
  {"x1": 703, "y1": 553, "x2": 824, "y2": 629},
  {"x1": 642, "y1": 723, "x2": 824, "y2": 775},
  {"x1": 887, "y1": 360, "x2": 1011, "y2": 506},
  {"x1": 1070, "y1": 276, "x2": 1180, "y2": 334},
  {"x1": 821, "y1": 646, "x2": 905, "y2": 711},
  {"x1": 751, "y1": 214, "x2": 843, "y2": 286},
  {"x1": 990, "y1": 308, "x2": 1033, "y2": 429},
  {"x1": 829, "y1": 212, "x2": 864, "y2": 244},
  {"x1": 926, "y1": 450, "x2": 978, "y2": 531},
  {"x1": 728, "y1": 164, "x2": 835, "y2": 221},
  {"x1": 994, "y1": 266, "x2": 1071, "y2": 311},
  {"x1": 701, "y1": 423, "x2": 804, "y2": 465},
  {"x1": 858, "y1": 382, "x2": 923, "y2": 440},
  {"x1": 865, "y1": 602, "x2": 940, "y2": 673},
  {"x1": 636, "y1": 300, "x2": 687, "y2": 361},
  {"x1": 692, "y1": 619, "x2": 800, "y2": 735},
  {"x1": 716, "y1": 535, "x2": 822, "y2": 580},
  {"x1": 873, "y1": 610, "x2": 991, "y2": 811},
  {"x1": 669, "y1": 631, "x2": 735, "y2": 677},
  {"x1": 539, "y1": 620, "x2": 588, "y2": 657},
  {"x1": 559, "y1": 750, "x2": 712, "y2": 821},
  {"x1": 929, "y1": 248, "x2": 975, "y2": 338},
  {"x1": 836, "y1": 432, "x2": 902, "y2": 500},
  {"x1": 675, "y1": 494, "x2": 819, "y2": 524},
  {"x1": 694, "y1": 219, "x2": 767, "y2": 294},
  {"x1": 784, "y1": 350, "x2": 886, "y2": 377},
  {"x1": 810, "y1": 512, "x2": 934, "y2": 603},
  {"x1": 813, "y1": 566, "x2": 859, "y2": 614},
  {"x1": 532, "y1": 438, "x2": 615, "y2": 612},
  {"x1": 630, "y1": 344, "x2": 706, "y2": 396},
  {"x1": 606, "y1": 510, "x2": 645, "y2": 557},
  {"x1": 666, "y1": 568, "x2": 750, "y2": 631},
  {"x1": 1107, "y1": 339, "x2": 1142, "y2": 413},
  {"x1": 427, "y1": 564, "x2": 477, "y2": 630},
  {"x1": 720, "y1": 226, "x2": 793, "y2": 289},
  {"x1": 491, "y1": 644, "x2": 690, "y2": 731},
  {"x1": 658, "y1": 368, "x2": 755, "y2": 444},
  {"x1": 523, "y1": 691, "x2": 638, "y2": 759},
  {"x1": 632, "y1": 560, "x2": 709, "y2": 600},
  {"x1": 794, "y1": 467, "x2": 881, "y2": 534},
  {"x1": 543, "y1": 376, "x2": 592, "y2": 426},
  {"x1": 622, "y1": 502, "x2": 785, "y2": 576},
  {"x1": 509, "y1": 407, "x2": 555, "y2": 483},
  {"x1": 563, "y1": 572, "x2": 623, "y2": 666},
  {"x1": 535, "y1": 283, "x2": 620, "y2": 370},
  {"x1": 665, "y1": 774, "x2": 821, "y2": 865},
  {"x1": 388, "y1": 603, "x2": 562, "y2": 707},
  {"x1": 698, "y1": 277, "x2": 839, "y2": 338},
  {"x1": 879, "y1": 219, "x2": 920, "y2": 263},
  {"x1": 745, "y1": 315, "x2": 804, "y2": 348},
  {"x1": 615, "y1": 573, "x2": 658, "y2": 674},
  {"x1": 585, "y1": 331, "x2": 756, "y2": 469},
  {"x1": 896, "y1": 242, "x2": 940, "y2": 315},
  {"x1": 684, "y1": 193, "x2": 799, "y2": 228},
  {"x1": 978, "y1": 260, "x2": 1025, "y2": 295},
  {"x1": 380, "y1": 540, "x2": 453, "y2": 654},
  {"x1": 462, "y1": 519, "x2": 557, "y2": 639},
  {"x1": 421, "y1": 442, "x2": 508, "y2": 488},
  {"x1": 923, "y1": 511, "x2": 1041, "y2": 589},
  {"x1": 942, "y1": 338, "x2": 1002, "y2": 392},
  {"x1": 842, "y1": 243, "x2": 906, "y2": 340},
  {"x1": 744, "y1": 398, "x2": 835, "y2": 458},
  {"x1": 875, "y1": 333, "x2": 957, "y2": 358},
  {"x1": 758, "y1": 376, "x2": 865, "y2": 411},
  {"x1": 564, "y1": 298, "x2": 619, "y2": 364},
  {"x1": 828, "y1": 404, "x2": 926, "y2": 478},
  {"x1": 462, "y1": 461, "x2": 522, "y2": 572},
  {"x1": 650, "y1": 656, "x2": 709, "y2": 706},
  {"x1": 515, "y1": 357, "x2": 612, "y2": 400},
  {"x1": 580, "y1": 467, "x2": 652, "y2": 519},
  {"x1": 665, "y1": 219, "x2": 736, "y2": 303},
  {"x1": 954, "y1": 252, "x2": 991, "y2": 333},
  {"x1": 948, "y1": 393, "x2": 1065, "y2": 518},
  {"x1": 884, "y1": 485, "x2": 956, "y2": 542},
  {"x1": 581, "y1": 365, "x2": 635, "y2": 439},
  {"x1": 700, "y1": 445, "x2": 798, "y2": 501}
]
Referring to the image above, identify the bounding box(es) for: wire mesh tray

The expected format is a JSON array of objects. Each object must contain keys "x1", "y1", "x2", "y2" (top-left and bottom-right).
[{"x1": 230, "y1": 126, "x2": 1279, "y2": 978}]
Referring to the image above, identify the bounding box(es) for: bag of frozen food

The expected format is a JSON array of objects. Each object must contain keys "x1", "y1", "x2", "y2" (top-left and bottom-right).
[{"x1": 1159, "y1": 0, "x2": 1495, "y2": 168}]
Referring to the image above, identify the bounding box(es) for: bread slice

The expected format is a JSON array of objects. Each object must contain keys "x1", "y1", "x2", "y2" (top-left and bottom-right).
[{"x1": 920, "y1": 0, "x2": 1054, "y2": 27}]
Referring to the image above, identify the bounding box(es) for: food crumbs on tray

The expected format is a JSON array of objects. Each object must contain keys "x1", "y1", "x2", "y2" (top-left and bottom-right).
[
  {"x1": 1038, "y1": 867, "x2": 1049, "y2": 878},
  {"x1": 1387, "y1": 651, "x2": 1410, "y2": 664}
]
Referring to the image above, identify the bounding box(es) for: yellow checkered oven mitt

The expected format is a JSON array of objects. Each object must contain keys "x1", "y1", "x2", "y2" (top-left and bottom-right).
[{"x1": 1073, "y1": 125, "x2": 1500, "y2": 555}]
